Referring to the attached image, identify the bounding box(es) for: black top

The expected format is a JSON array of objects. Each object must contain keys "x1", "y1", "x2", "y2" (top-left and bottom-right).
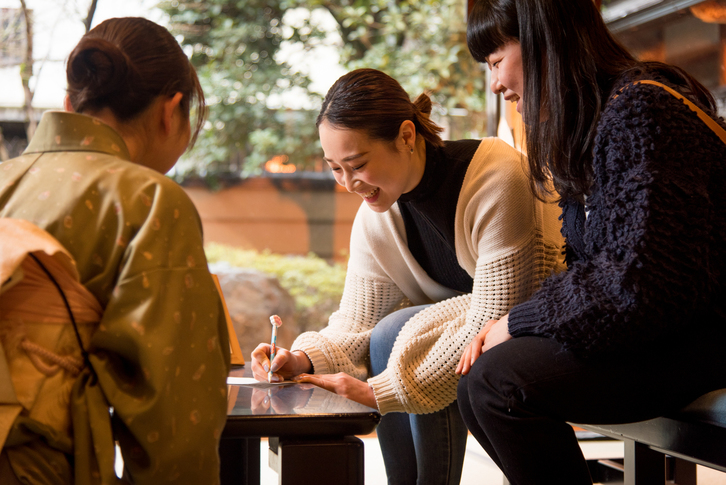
[{"x1": 398, "y1": 140, "x2": 481, "y2": 293}]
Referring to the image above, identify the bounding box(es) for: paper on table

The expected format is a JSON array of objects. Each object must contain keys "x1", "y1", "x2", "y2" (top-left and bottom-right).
[{"x1": 227, "y1": 376, "x2": 294, "y2": 387}]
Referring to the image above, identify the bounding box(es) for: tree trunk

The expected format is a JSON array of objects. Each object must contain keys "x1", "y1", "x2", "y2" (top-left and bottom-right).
[
  {"x1": 0, "y1": 127, "x2": 10, "y2": 161},
  {"x1": 19, "y1": 0, "x2": 35, "y2": 141}
]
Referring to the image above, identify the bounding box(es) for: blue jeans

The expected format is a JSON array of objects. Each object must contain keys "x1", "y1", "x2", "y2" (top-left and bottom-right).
[{"x1": 370, "y1": 305, "x2": 468, "y2": 485}]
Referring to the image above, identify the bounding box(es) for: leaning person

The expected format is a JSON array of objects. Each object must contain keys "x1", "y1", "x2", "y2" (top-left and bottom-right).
[
  {"x1": 252, "y1": 68, "x2": 565, "y2": 485},
  {"x1": 0, "y1": 17, "x2": 230, "y2": 484},
  {"x1": 457, "y1": 1, "x2": 726, "y2": 484}
]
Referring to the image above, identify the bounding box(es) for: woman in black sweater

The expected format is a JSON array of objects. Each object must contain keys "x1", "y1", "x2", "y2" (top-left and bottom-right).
[{"x1": 457, "y1": 1, "x2": 726, "y2": 483}]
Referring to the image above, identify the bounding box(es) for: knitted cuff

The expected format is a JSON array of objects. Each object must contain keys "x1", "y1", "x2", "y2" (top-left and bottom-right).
[
  {"x1": 507, "y1": 299, "x2": 544, "y2": 338},
  {"x1": 290, "y1": 346, "x2": 330, "y2": 375},
  {"x1": 367, "y1": 368, "x2": 403, "y2": 415}
]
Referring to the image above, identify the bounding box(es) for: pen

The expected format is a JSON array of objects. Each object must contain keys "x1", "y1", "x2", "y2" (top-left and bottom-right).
[{"x1": 268, "y1": 315, "x2": 282, "y2": 382}]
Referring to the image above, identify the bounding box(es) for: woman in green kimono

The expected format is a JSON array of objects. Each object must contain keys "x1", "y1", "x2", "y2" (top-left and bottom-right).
[{"x1": 0, "y1": 17, "x2": 230, "y2": 484}]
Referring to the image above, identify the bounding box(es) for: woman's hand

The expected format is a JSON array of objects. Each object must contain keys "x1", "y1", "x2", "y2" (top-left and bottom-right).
[
  {"x1": 251, "y1": 344, "x2": 312, "y2": 382},
  {"x1": 481, "y1": 314, "x2": 512, "y2": 353},
  {"x1": 293, "y1": 372, "x2": 378, "y2": 409},
  {"x1": 456, "y1": 319, "x2": 496, "y2": 375},
  {"x1": 456, "y1": 314, "x2": 511, "y2": 375}
]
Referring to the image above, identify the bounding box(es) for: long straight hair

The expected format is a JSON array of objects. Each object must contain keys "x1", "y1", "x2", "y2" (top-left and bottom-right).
[{"x1": 467, "y1": 0, "x2": 715, "y2": 201}]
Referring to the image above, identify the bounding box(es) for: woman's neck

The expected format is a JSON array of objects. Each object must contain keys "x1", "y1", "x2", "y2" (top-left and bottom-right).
[
  {"x1": 79, "y1": 107, "x2": 143, "y2": 163},
  {"x1": 405, "y1": 140, "x2": 427, "y2": 193}
]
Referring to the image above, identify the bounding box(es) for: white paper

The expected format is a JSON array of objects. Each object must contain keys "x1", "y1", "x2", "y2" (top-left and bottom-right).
[{"x1": 227, "y1": 376, "x2": 294, "y2": 386}]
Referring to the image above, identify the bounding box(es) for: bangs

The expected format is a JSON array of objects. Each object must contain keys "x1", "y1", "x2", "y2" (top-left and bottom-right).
[{"x1": 466, "y1": 0, "x2": 519, "y2": 63}]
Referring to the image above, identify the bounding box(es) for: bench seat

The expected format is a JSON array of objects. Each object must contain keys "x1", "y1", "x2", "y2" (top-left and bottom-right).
[{"x1": 581, "y1": 389, "x2": 726, "y2": 484}]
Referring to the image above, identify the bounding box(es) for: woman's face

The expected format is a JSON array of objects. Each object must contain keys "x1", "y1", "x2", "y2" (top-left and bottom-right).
[
  {"x1": 161, "y1": 109, "x2": 191, "y2": 173},
  {"x1": 319, "y1": 120, "x2": 420, "y2": 213},
  {"x1": 486, "y1": 40, "x2": 524, "y2": 113},
  {"x1": 149, "y1": 94, "x2": 191, "y2": 174}
]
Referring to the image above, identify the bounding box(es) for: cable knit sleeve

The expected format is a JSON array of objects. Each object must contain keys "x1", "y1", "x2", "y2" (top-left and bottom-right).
[
  {"x1": 290, "y1": 202, "x2": 411, "y2": 380},
  {"x1": 370, "y1": 242, "x2": 560, "y2": 415},
  {"x1": 291, "y1": 269, "x2": 405, "y2": 379},
  {"x1": 368, "y1": 139, "x2": 565, "y2": 414},
  {"x1": 508, "y1": 82, "x2": 726, "y2": 356}
]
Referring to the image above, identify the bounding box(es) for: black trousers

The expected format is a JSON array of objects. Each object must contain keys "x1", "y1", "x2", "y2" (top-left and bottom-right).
[{"x1": 457, "y1": 333, "x2": 726, "y2": 485}]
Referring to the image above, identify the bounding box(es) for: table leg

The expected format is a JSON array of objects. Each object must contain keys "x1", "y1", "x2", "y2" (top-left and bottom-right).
[
  {"x1": 220, "y1": 437, "x2": 261, "y2": 485},
  {"x1": 268, "y1": 436, "x2": 364, "y2": 485},
  {"x1": 668, "y1": 456, "x2": 696, "y2": 485},
  {"x1": 624, "y1": 440, "x2": 665, "y2": 485}
]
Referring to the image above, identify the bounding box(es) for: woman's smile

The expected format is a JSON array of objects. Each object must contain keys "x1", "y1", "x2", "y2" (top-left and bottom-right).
[{"x1": 359, "y1": 187, "x2": 380, "y2": 201}]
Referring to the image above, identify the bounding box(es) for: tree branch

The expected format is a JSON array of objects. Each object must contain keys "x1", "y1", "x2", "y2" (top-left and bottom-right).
[
  {"x1": 84, "y1": 0, "x2": 98, "y2": 33},
  {"x1": 19, "y1": 0, "x2": 36, "y2": 140}
]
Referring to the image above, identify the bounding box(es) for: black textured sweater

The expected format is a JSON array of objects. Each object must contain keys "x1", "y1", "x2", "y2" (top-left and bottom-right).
[{"x1": 508, "y1": 71, "x2": 726, "y2": 356}]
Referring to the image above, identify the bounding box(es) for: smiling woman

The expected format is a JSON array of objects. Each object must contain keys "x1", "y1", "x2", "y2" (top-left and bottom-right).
[
  {"x1": 457, "y1": 1, "x2": 726, "y2": 484},
  {"x1": 250, "y1": 68, "x2": 567, "y2": 485}
]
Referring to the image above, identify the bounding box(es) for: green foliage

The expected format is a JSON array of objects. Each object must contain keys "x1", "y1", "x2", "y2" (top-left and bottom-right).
[
  {"x1": 160, "y1": 0, "x2": 490, "y2": 182},
  {"x1": 205, "y1": 243, "x2": 347, "y2": 332},
  {"x1": 298, "y1": 0, "x2": 488, "y2": 114},
  {"x1": 160, "y1": 0, "x2": 324, "y2": 180}
]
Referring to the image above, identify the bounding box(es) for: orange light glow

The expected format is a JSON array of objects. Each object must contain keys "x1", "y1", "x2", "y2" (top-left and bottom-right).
[
  {"x1": 265, "y1": 155, "x2": 296, "y2": 173},
  {"x1": 691, "y1": 1, "x2": 726, "y2": 23}
]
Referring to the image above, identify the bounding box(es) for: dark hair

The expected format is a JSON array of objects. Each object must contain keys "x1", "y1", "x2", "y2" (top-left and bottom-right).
[
  {"x1": 467, "y1": 0, "x2": 716, "y2": 201},
  {"x1": 66, "y1": 17, "x2": 206, "y2": 146},
  {"x1": 317, "y1": 68, "x2": 444, "y2": 148}
]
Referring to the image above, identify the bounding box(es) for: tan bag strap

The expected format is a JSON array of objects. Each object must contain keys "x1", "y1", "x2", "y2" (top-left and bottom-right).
[{"x1": 635, "y1": 80, "x2": 726, "y2": 145}]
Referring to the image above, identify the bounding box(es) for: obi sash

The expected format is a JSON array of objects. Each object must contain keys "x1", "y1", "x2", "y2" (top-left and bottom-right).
[{"x1": 0, "y1": 218, "x2": 118, "y2": 484}]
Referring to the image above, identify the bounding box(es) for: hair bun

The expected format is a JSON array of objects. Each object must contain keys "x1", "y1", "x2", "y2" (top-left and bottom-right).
[
  {"x1": 67, "y1": 37, "x2": 134, "y2": 112},
  {"x1": 413, "y1": 93, "x2": 433, "y2": 116}
]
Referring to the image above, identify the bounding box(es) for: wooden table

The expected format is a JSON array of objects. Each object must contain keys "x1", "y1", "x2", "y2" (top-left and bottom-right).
[{"x1": 221, "y1": 366, "x2": 381, "y2": 485}]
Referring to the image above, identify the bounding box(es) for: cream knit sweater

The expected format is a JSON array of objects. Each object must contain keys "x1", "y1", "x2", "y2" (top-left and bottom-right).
[{"x1": 292, "y1": 138, "x2": 565, "y2": 415}]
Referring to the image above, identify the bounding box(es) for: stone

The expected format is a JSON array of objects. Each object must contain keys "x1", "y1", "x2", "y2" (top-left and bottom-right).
[{"x1": 210, "y1": 263, "x2": 297, "y2": 364}]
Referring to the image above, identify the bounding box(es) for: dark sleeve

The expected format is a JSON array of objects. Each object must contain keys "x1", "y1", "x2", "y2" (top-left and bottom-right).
[{"x1": 507, "y1": 83, "x2": 725, "y2": 356}]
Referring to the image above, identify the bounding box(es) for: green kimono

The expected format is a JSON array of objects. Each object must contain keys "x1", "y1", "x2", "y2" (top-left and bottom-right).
[{"x1": 0, "y1": 112, "x2": 231, "y2": 484}]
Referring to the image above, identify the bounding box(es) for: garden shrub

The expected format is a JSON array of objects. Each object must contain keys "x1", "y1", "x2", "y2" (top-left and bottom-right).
[{"x1": 205, "y1": 243, "x2": 347, "y2": 332}]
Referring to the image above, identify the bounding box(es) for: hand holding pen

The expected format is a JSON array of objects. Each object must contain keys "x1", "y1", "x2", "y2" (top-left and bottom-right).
[
  {"x1": 268, "y1": 315, "x2": 282, "y2": 382},
  {"x1": 250, "y1": 316, "x2": 315, "y2": 382}
]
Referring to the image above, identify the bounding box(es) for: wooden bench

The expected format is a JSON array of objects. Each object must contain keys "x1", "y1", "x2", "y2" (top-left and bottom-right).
[{"x1": 580, "y1": 389, "x2": 726, "y2": 484}]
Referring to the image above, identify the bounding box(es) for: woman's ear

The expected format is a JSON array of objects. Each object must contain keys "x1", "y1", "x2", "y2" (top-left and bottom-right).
[
  {"x1": 161, "y1": 92, "x2": 184, "y2": 134},
  {"x1": 63, "y1": 95, "x2": 74, "y2": 113},
  {"x1": 398, "y1": 120, "x2": 416, "y2": 150}
]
